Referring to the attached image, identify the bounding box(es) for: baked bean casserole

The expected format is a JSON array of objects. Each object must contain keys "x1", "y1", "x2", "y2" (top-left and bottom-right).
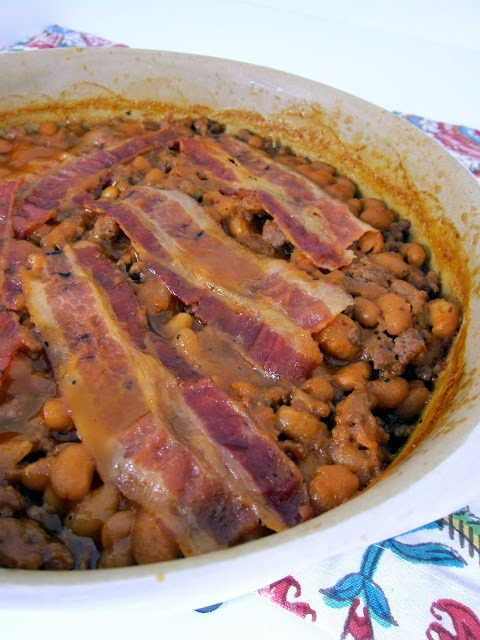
[{"x1": 0, "y1": 116, "x2": 460, "y2": 570}]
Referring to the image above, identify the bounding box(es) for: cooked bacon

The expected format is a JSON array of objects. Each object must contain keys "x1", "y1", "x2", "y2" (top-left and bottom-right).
[
  {"x1": 181, "y1": 135, "x2": 371, "y2": 268},
  {"x1": 0, "y1": 311, "x2": 22, "y2": 386},
  {"x1": 12, "y1": 128, "x2": 178, "y2": 237},
  {"x1": 0, "y1": 182, "x2": 16, "y2": 243},
  {"x1": 71, "y1": 242, "x2": 146, "y2": 349},
  {"x1": 90, "y1": 190, "x2": 324, "y2": 381},
  {"x1": 123, "y1": 188, "x2": 352, "y2": 332},
  {"x1": 1, "y1": 181, "x2": 17, "y2": 299},
  {"x1": 71, "y1": 241, "x2": 311, "y2": 529},
  {"x1": 72, "y1": 241, "x2": 202, "y2": 383},
  {"x1": 194, "y1": 292, "x2": 319, "y2": 381},
  {"x1": 183, "y1": 377, "x2": 312, "y2": 528},
  {"x1": 21, "y1": 247, "x2": 258, "y2": 555},
  {"x1": 0, "y1": 183, "x2": 34, "y2": 385}
]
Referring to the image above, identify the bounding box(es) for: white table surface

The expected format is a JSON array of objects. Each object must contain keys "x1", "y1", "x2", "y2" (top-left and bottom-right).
[{"x1": 0, "y1": 3, "x2": 478, "y2": 638}]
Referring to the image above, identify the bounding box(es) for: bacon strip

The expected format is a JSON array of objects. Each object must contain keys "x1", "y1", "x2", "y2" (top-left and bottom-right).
[
  {"x1": 0, "y1": 181, "x2": 16, "y2": 295},
  {"x1": 72, "y1": 241, "x2": 201, "y2": 383},
  {"x1": 0, "y1": 310, "x2": 22, "y2": 385},
  {"x1": 0, "y1": 182, "x2": 24, "y2": 385},
  {"x1": 124, "y1": 188, "x2": 352, "y2": 332},
  {"x1": 72, "y1": 241, "x2": 312, "y2": 529},
  {"x1": 13, "y1": 128, "x2": 178, "y2": 237},
  {"x1": 0, "y1": 182, "x2": 16, "y2": 243},
  {"x1": 21, "y1": 248, "x2": 258, "y2": 555},
  {"x1": 182, "y1": 377, "x2": 311, "y2": 527},
  {"x1": 181, "y1": 135, "x2": 372, "y2": 269},
  {"x1": 90, "y1": 192, "x2": 323, "y2": 381},
  {"x1": 71, "y1": 243, "x2": 147, "y2": 349}
]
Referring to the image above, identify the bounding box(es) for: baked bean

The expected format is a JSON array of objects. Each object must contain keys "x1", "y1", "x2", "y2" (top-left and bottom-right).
[
  {"x1": 323, "y1": 269, "x2": 345, "y2": 286},
  {"x1": 132, "y1": 155, "x2": 151, "y2": 173},
  {"x1": 369, "y1": 376, "x2": 409, "y2": 410},
  {"x1": 310, "y1": 169, "x2": 337, "y2": 186},
  {"x1": 49, "y1": 444, "x2": 95, "y2": 502},
  {"x1": 247, "y1": 134, "x2": 264, "y2": 149},
  {"x1": 358, "y1": 230, "x2": 384, "y2": 253},
  {"x1": 347, "y1": 198, "x2": 362, "y2": 216},
  {"x1": 144, "y1": 167, "x2": 164, "y2": 184},
  {"x1": 333, "y1": 362, "x2": 371, "y2": 392},
  {"x1": 101, "y1": 510, "x2": 135, "y2": 548},
  {"x1": 173, "y1": 327, "x2": 199, "y2": 358},
  {"x1": 277, "y1": 406, "x2": 326, "y2": 440},
  {"x1": 290, "y1": 388, "x2": 330, "y2": 418},
  {"x1": 325, "y1": 177, "x2": 356, "y2": 202},
  {"x1": 309, "y1": 464, "x2": 359, "y2": 514},
  {"x1": 315, "y1": 314, "x2": 361, "y2": 361},
  {"x1": 230, "y1": 381, "x2": 257, "y2": 401},
  {"x1": 290, "y1": 249, "x2": 318, "y2": 273},
  {"x1": 395, "y1": 380, "x2": 431, "y2": 421},
  {"x1": 43, "y1": 485, "x2": 66, "y2": 514},
  {"x1": 428, "y1": 298, "x2": 461, "y2": 339},
  {"x1": 297, "y1": 163, "x2": 335, "y2": 186},
  {"x1": 280, "y1": 439, "x2": 309, "y2": 462},
  {"x1": 38, "y1": 121, "x2": 57, "y2": 135},
  {"x1": 202, "y1": 190, "x2": 238, "y2": 220},
  {"x1": 91, "y1": 214, "x2": 120, "y2": 241},
  {"x1": 353, "y1": 296, "x2": 380, "y2": 328},
  {"x1": 227, "y1": 212, "x2": 250, "y2": 238},
  {"x1": 301, "y1": 376, "x2": 334, "y2": 403},
  {"x1": 360, "y1": 205, "x2": 394, "y2": 230},
  {"x1": 19, "y1": 457, "x2": 52, "y2": 492},
  {"x1": 401, "y1": 242, "x2": 426, "y2": 267},
  {"x1": 377, "y1": 293, "x2": 412, "y2": 336},
  {"x1": 101, "y1": 185, "x2": 119, "y2": 199},
  {"x1": 250, "y1": 405, "x2": 278, "y2": 433},
  {"x1": 40, "y1": 217, "x2": 83, "y2": 250},
  {"x1": 136, "y1": 277, "x2": 171, "y2": 312},
  {"x1": 66, "y1": 483, "x2": 119, "y2": 538},
  {"x1": 100, "y1": 510, "x2": 135, "y2": 568},
  {"x1": 163, "y1": 312, "x2": 193, "y2": 338},
  {"x1": 131, "y1": 509, "x2": 179, "y2": 564},
  {"x1": 41, "y1": 397, "x2": 74, "y2": 433},
  {"x1": 361, "y1": 197, "x2": 383, "y2": 209},
  {"x1": 371, "y1": 252, "x2": 409, "y2": 278}
]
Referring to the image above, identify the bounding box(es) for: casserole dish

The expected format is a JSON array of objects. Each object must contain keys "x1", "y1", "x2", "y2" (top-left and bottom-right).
[{"x1": 0, "y1": 47, "x2": 479, "y2": 612}]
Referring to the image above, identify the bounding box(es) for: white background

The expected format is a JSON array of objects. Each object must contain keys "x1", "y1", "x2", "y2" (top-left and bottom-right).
[
  {"x1": 1, "y1": 0, "x2": 480, "y2": 128},
  {"x1": 0, "y1": 2, "x2": 478, "y2": 638}
]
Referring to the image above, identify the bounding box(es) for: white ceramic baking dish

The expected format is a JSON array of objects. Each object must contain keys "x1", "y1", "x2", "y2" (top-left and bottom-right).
[{"x1": 0, "y1": 47, "x2": 479, "y2": 613}]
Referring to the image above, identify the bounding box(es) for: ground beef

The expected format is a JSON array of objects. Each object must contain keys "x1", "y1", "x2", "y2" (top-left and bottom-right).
[{"x1": 0, "y1": 517, "x2": 73, "y2": 570}]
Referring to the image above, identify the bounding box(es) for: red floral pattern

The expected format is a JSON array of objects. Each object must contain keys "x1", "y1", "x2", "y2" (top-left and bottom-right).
[
  {"x1": 342, "y1": 599, "x2": 374, "y2": 640},
  {"x1": 258, "y1": 576, "x2": 317, "y2": 622},
  {"x1": 426, "y1": 599, "x2": 480, "y2": 640}
]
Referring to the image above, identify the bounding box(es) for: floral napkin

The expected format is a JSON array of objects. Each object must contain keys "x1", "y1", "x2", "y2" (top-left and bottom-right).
[{"x1": 2, "y1": 24, "x2": 480, "y2": 640}]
